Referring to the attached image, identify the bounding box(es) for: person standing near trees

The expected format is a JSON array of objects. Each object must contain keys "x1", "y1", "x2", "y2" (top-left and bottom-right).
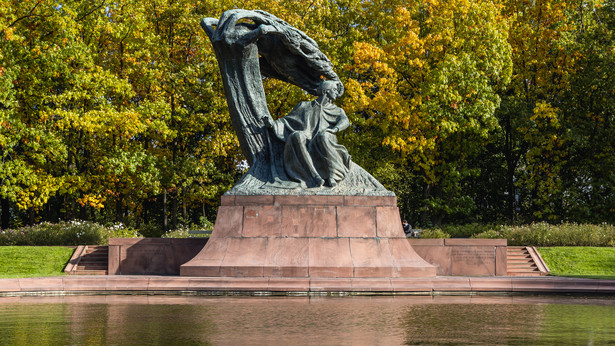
[{"x1": 402, "y1": 220, "x2": 411, "y2": 237}]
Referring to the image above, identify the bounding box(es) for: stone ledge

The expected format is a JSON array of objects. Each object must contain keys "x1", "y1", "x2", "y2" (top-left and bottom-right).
[
  {"x1": 221, "y1": 195, "x2": 397, "y2": 207},
  {"x1": 3, "y1": 276, "x2": 615, "y2": 295}
]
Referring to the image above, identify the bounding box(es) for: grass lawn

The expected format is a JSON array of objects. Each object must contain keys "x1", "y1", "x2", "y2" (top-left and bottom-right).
[
  {"x1": 0, "y1": 246, "x2": 75, "y2": 278},
  {"x1": 537, "y1": 246, "x2": 615, "y2": 280}
]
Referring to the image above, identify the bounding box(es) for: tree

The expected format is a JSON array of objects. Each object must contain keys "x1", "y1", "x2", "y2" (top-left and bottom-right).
[
  {"x1": 559, "y1": 1, "x2": 615, "y2": 222},
  {"x1": 343, "y1": 0, "x2": 512, "y2": 225}
]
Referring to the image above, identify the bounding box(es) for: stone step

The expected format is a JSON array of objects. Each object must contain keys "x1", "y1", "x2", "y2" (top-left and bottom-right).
[
  {"x1": 79, "y1": 258, "x2": 108, "y2": 265},
  {"x1": 85, "y1": 250, "x2": 108, "y2": 255},
  {"x1": 84, "y1": 254, "x2": 107, "y2": 258},
  {"x1": 508, "y1": 269, "x2": 540, "y2": 274},
  {"x1": 72, "y1": 270, "x2": 108, "y2": 275},
  {"x1": 507, "y1": 250, "x2": 530, "y2": 255},
  {"x1": 85, "y1": 247, "x2": 108, "y2": 252},
  {"x1": 77, "y1": 266, "x2": 107, "y2": 275},
  {"x1": 65, "y1": 245, "x2": 109, "y2": 276},
  {"x1": 508, "y1": 258, "x2": 534, "y2": 263},
  {"x1": 508, "y1": 261, "x2": 538, "y2": 266},
  {"x1": 508, "y1": 254, "x2": 531, "y2": 258},
  {"x1": 506, "y1": 246, "x2": 549, "y2": 277}
]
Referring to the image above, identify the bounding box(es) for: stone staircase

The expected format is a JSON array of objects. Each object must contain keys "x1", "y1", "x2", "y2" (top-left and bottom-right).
[
  {"x1": 64, "y1": 245, "x2": 109, "y2": 275},
  {"x1": 507, "y1": 246, "x2": 550, "y2": 276}
]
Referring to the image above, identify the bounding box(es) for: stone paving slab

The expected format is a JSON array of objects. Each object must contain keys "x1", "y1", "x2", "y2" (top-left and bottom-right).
[
  {"x1": 0, "y1": 279, "x2": 21, "y2": 292},
  {"x1": 1, "y1": 276, "x2": 615, "y2": 295},
  {"x1": 469, "y1": 277, "x2": 514, "y2": 292}
]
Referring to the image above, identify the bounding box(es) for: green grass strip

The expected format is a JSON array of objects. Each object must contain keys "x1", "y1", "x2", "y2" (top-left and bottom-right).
[
  {"x1": 538, "y1": 247, "x2": 615, "y2": 280},
  {"x1": 0, "y1": 246, "x2": 75, "y2": 278}
]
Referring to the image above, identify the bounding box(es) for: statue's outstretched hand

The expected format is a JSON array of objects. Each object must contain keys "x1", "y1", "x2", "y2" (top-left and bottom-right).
[{"x1": 259, "y1": 24, "x2": 275, "y2": 35}]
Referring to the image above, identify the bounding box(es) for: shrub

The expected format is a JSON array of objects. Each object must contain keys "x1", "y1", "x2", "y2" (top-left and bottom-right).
[
  {"x1": 107, "y1": 223, "x2": 143, "y2": 240},
  {"x1": 161, "y1": 217, "x2": 214, "y2": 238},
  {"x1": 472, "y1": 222, "x2": 615, "y2": 246},
  {"x1": 420, "y1": 228, "x2": 451, "y2": 239},
  {"x1": 437, "y1": 223, "x2": 497, "y2": 238},
  {"x1": 0, "y1": 221, "x2": 141, "y2": 246},
  {"x1": 471, "y1": 229, "x2": 501, "y2": 239},
  {"x1": 161, "y1": 228, "x2": 211, "y2": 238}
]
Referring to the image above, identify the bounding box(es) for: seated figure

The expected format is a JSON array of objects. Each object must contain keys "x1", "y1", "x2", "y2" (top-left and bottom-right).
[{"x1": 263, "y1": 80, "x2": 351, "y2": 188}]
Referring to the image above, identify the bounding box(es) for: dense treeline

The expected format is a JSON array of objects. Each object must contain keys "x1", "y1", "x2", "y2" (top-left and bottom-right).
[{"x1": 1, "y1": 0, "x2": 613, "y2": 234}]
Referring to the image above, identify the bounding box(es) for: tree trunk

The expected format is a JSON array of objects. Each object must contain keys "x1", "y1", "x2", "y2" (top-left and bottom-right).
[
  {"x1": 504, "y1": 113, "x2": 516, "y2": 223},
  {"x1": 115, "y1": 193, "x2": 123, "y2": 223},
  {"x1": 142, "y1": 200, "x2": 148, "y2": 227},
  {"x1": 1, "y1": 197, "x2": 9, "y2": 229},
  {"x1": 172, "y1": 189, "x2": 178, "y2": 230},
  {"x1": 206, "y1": 198, "x2": 207, "y2": 220},
  {"x1": 420, "y1": 183, "x2": 432, "y2": 227},
  {"x1": 182, "y1": 188, "x2": 187, "y2": 220},
  {"x1": 163, "y1": 189, "x2": 168, "y2": 232}
]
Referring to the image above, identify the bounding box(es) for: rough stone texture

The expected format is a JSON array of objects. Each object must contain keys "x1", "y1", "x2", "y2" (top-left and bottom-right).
[
  {"x1": 108, "y1": 238, "x2": 206, "y2": 275},
  {"x1": 376, "y1": 207, "x2": 404, "y2": 238},
  {"x1": 495, "y1": 246, "x2": 508, "y2": 276},
  {"x1": 264, "y1": 237, "x2": 309, "y2": 277},
  {"x1": 337, "y1": 206, "x2": 376, "y2": 237},
  {"x1": 242, "y1": 205, "x2": 282, "y2": 237},
  {"x1": 450, "y1": 246, "x2": 496, "y2": 276},
  {"x1": 409, "y1": 238, "x2": 508, "y2": 276},
  {"x1": 180, "y1": 195, "x2": 437, "y2": 278},
  {"x1": 308, "y1": 238, "x2": 354, "y2": 278},
  {"x1": 108, "y1": 245, "x2": 121, "y2": 275},
  {"x1": 281, "y1": 206, "x2": 337, "y2": 237},
  {"x1": 211, "y1": 206, "x2": 244, "y2": 238}
]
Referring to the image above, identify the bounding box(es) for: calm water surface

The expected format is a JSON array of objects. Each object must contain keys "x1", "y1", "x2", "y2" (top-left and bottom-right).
[{"x1": 0, "y1": 294, "x2": 614, "y2": 345}]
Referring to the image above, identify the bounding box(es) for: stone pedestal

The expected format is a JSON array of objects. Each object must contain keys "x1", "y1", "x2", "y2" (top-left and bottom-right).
[{"x1": 180, "y1": 195, "x2": 436, "y2": 278}]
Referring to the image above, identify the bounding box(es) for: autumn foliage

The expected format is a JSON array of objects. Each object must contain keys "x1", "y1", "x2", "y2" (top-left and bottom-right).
[{"x1": 1, "y1": 0, "x2": 614, "y2": 232}]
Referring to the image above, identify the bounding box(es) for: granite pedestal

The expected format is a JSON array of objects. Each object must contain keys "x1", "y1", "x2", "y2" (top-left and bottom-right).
[{"x1": 180, "y1": 195, "x2": 436, "y2": 278}]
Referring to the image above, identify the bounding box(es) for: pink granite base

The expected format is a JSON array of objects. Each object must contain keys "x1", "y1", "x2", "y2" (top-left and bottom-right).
[
  {"x1": 409, "y1": 239, "x2": 508, "y2": 276},
  {"x1": 109, "y1": 238, "x2": 207, "y2": 275},
  {"x1": 3, "y1": 276, "x2": 615, "y2": 295},
  {"x1": 181, "y1": 195, "x2": 436, "y2": 278}
]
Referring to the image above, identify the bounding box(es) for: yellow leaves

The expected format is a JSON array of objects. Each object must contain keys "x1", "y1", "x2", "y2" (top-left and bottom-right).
[
  {"x1": 77, "y1": 194, "x2": 105, "y2": 209},
  {"x1": 394, "y1": 7, "x2": 412, "y2": 26},
  {"x1": 2, "y1": 26, "x2": 14, "y2": 41},
  {"x1": 14, "y1": 172, "x2": 60, "y2": 210},
  {"x1": 342, "y1": 79, "x2": 370, "y2": 113},
  {"x1": 530, "y1": 101, "x2": 561, "y2": 130}
]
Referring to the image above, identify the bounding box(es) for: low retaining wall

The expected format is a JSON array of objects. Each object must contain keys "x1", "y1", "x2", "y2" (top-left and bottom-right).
[
  {"x1": 108, "y1": 238, "x2": 507, "y2": 277},
  {"x1": 408, "y1": 239, "x2": 507, "y2": 276},
  {"x1": 108, "y1": 238, "x2": 207, "y2": 275}
]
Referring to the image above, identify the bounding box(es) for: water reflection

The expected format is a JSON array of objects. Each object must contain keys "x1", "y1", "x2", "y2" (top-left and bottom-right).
[{"x1": 0, "y1": 295, "x2": 614, "y2": 345}]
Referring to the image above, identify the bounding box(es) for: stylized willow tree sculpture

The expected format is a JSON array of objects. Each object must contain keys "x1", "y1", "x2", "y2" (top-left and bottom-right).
[{"x1": 202, "y1": 10, "x2": 389, "y2": 195}]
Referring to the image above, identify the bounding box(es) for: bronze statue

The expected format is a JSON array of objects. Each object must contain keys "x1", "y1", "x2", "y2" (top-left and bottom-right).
[
  {"x1": 201, "y1": 10, "x2": 390, "y2": 196},
  {"x1": 263, "y1": 80, "x2": 351, "y2": 188}
]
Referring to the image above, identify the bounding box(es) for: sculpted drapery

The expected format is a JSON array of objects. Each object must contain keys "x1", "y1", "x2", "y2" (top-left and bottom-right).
[{"x1": 201, "y1": 10, "x2": 391, "y2": 196}]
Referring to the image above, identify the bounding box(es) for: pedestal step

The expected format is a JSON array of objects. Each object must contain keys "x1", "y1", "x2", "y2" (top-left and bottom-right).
[{"x1": 181, "y1": 195, "x2": 436, "y2": 278}]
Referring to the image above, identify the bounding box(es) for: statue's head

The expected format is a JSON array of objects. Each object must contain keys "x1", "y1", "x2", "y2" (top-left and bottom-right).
[{"x1": 317, "y1": 80, "x2": 344, "y2": 100}]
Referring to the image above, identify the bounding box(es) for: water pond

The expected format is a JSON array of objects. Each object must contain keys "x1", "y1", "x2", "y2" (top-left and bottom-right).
[{"x1": 1, "y1": 294, "x2": 614, "y2": 345}]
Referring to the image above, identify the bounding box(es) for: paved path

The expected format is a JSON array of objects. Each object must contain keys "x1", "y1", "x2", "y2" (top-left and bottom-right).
[{"x1": 1, "y1": 276, "x2": 614, "y2": 296}]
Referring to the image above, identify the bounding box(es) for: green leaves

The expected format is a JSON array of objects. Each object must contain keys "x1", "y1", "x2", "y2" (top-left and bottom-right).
[
  {"x1": 1, "y1": 0, "x2": 615, "y2": 229},
  {"x1": 343, "y1": 0, "x2": 512, "y2": 223}
]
